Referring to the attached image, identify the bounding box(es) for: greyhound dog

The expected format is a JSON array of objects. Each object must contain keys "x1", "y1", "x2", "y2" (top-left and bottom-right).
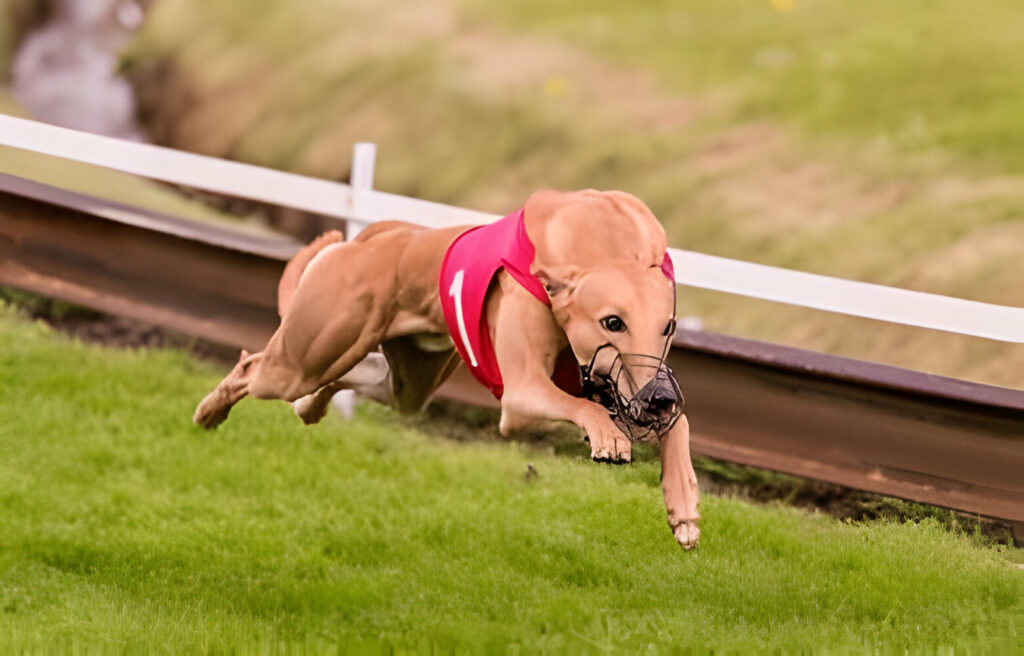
[{"x1": 194, "y1": 189, "x2": 700, "y2": 549}]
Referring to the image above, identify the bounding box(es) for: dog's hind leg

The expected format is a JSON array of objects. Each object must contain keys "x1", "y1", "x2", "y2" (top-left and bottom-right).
[
  {"x1": 291, "y1": 353, "x2": 392, "y2": 424},
  {"x1": 233, "y1": 241, "x2": 399, "y2": 415},
  {"x1": 194, "y1": 229, "x2": 429, "y2": 429},
  {"x1": 292, "y1": 382, "x2": 347, "y2": 425},
  {"x1": 293, "y1": 337, "x2": 459, "y2": 424},
  {"x1": 195, "y1": 324, "x2": 385, "y2": 430},
  {"x1": 290, "y1": 382, "x2": 350, "y2": 425},
  {"x1": 193, "y1": 349, "x2": 262, "y2": 428},
  {"x1": 380, "y1": 336, "x2": 460, "y2": 414}
]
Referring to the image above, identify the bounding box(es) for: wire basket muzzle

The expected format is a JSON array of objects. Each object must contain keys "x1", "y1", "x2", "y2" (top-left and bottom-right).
[{"x1": 581, "y1": 346, "x2": 685, "y2": 441}]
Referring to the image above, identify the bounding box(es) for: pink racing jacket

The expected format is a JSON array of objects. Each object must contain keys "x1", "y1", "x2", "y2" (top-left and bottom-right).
[
  {"x1": 439, "y1": 208, "x2": 580, "y2": 399},
  {"x1": 439, "y1": 208, "x2": 676, "y2": 400}
]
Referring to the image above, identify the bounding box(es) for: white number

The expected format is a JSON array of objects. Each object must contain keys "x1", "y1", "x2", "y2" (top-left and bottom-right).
[{"x1": 448, "y1": 269, "x2": 478, "y2": 367}]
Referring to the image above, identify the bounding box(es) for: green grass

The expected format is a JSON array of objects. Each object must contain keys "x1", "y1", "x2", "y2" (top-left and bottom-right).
[
  {"x1": 116, "y1": 0, "x2": 1024, "y2": 390},
  {"x1": 0, "y1": 306, "x2": 1021, "y2": 652},
  {"x1": 469, "y1": 0, "x2": 1024, "y2": 170}
]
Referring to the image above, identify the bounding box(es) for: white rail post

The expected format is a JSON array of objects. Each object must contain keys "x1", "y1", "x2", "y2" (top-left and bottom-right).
[
  {"x1": 347, "y1": 142, "x2": 376, "y2": 240},
  {"x1": 334, "y1": 142, "x2": 378, "y2": 419}
]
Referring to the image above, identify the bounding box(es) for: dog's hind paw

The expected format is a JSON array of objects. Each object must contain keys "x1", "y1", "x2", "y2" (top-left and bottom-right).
[
  {"x1": 193, "y1": 396, "x2": 230, "y2": 429},
  {"x1": 292, "y1": 393, "x2": 330, "y2": 425}
]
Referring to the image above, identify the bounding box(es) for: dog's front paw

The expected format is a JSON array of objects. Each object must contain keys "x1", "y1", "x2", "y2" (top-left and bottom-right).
[
  {"x1": 670, "y1": 517, "x2": 700, "y2": 550},
  {"x1": 584, "y1": 415, "x2": 632, "y2": 464}
]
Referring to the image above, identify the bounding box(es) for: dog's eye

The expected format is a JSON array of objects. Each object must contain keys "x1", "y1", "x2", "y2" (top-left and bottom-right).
[
  {"x1": 662, "y1": 319, "x2": 677, "y2": 337},
  {"x1": 601, "y1": 315, "x2": 626, "y2": 333}
]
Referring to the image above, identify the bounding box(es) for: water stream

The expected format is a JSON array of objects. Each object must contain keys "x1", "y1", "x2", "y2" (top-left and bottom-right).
[{"x1": 12, "y1": 0, "x2": 145, "y2": 140}]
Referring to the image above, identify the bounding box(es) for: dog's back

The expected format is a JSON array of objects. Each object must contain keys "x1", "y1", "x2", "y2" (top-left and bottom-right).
[
  {"x1": 277, "y1": 221, "x2": 443, "y2": 318},
  {"x1": 277, "y1": 230, "x2": 345, "y2": 317}
]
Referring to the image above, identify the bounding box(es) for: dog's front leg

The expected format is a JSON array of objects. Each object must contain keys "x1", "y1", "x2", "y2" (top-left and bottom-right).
[
  {"x1": 490, "y1": 280, "x2": 634, "y2": 463},
  {"x1": 660, "y1": 414, "x2": 700, "y2": 549},
  {"x1": 499, "y1": 379, "x2": 633, "y2": 463}
]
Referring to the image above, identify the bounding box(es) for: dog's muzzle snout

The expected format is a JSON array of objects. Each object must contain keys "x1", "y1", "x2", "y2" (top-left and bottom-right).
[
  {"x1": 581, "y1": 346, "x2": 684, "y2": 441},
  {"x1": 635, "y1": 370, "x2": 680, "y2": 414}
]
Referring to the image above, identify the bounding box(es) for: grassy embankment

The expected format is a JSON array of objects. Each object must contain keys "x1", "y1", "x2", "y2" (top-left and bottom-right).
[
  {"x1": 1, "y1": 306, "x2": 1022, "y2": 651},
  {"x1": 121, "y1": 0, "x2": 1024, "y2": 389}
]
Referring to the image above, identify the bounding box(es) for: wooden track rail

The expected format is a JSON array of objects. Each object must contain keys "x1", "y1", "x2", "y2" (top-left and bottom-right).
[{"x1": 1, "y1": 172, "x2": 1021, "y2": 538}]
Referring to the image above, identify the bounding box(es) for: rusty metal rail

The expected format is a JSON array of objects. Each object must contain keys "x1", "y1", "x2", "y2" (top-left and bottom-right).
[{"x1": 1, "y1": 172, "x2": 1022, "y2": 537}]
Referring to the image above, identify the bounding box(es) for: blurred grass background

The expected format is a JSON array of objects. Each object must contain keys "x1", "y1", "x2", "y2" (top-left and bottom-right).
[{"x1": 1, "y1": 0, "x2": 1022, "y2": 388}]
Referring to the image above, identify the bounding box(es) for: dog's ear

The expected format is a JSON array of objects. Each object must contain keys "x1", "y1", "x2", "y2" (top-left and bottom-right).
[{"x1": 535, "y1": 267, "x2": 580, "y2": 299}]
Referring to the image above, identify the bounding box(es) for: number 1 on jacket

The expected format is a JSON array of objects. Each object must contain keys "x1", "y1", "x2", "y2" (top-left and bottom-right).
[{"x1": 448, "y1": 269, "x2": 479, "y2": 367}]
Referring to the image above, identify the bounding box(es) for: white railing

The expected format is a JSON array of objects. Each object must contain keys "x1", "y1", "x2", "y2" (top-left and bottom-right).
[{"x1": 2, "y1": 113, "x2": 1022, "y2": 343}]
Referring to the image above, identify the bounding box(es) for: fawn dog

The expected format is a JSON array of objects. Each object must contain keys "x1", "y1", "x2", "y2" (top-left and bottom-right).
[{"x1": 194, "y1": 189, "x2": 699, "y2": 548}]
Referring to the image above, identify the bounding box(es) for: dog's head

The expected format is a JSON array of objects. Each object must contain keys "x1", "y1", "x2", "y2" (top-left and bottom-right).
[
  {"x1": 540, "y1": 262, "x2": 682, "y2": 435},
  {"x1": 526, "y1": 190, "x2": 683, "y2": 436}
]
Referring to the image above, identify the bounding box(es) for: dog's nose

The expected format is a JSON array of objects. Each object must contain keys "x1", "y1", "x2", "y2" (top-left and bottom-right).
[{"x1": 646, "y1": 385, "x2": 678, "y2": 413}]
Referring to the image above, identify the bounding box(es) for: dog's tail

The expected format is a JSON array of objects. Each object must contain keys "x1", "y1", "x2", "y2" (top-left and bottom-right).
[{"x1": 277, "y1": 230, "x2": 346, "y2": 317}]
